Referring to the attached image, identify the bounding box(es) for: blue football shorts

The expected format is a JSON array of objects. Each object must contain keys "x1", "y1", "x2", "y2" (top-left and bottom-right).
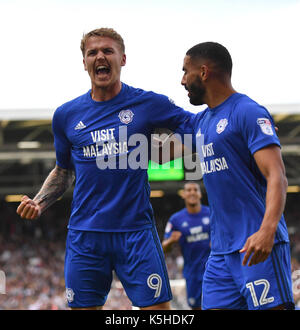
[
  {"x1": 64, "y1": 227, "x2": 172, "y2": 308},
  {"x1": 186, "y1": 276, "x2": 203, "y2": 308},
  {"x1": 202, "y1": 242, "x2": 294, "y2": 310}
]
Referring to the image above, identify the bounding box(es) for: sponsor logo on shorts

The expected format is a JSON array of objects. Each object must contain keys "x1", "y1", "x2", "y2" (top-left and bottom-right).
[
  {"x1": 66, "y1": 288, "x2": 75, "y2": 303},
  {"x1": 188, "y1": 297, "x2": 196, "y2": 306}
]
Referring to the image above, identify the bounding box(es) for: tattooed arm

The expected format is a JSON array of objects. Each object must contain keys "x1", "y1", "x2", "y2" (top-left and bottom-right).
[{"x1": 16, "y1": 165, "x2": 74, "y2": 220}]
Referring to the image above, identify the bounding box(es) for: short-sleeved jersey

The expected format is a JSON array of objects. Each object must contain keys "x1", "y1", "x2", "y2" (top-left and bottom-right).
[
  {"x1": 164, "y1": 206, "x2": 211, "y2": 279},
  {"x1": 191, "y1": 93, "x2": 289, "y2": 255},
  {"x1": 52, "y1": 83, "x2": 194, "y2": 232}
]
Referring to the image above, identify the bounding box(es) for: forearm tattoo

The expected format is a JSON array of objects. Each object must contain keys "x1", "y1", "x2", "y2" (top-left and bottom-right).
[{"x1": 33, "y1": 166, "x2": 74, "y2": 212}]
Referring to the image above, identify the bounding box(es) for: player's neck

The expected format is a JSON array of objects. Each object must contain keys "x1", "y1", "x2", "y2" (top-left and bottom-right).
[
  {"x1": 205, "y1": 81, "x2": 236, "y2": 109},
  {"x1": 91, "y1": 81, "x2": 122, "y2": 102},
  {"x1": 186, "y1": 203, "x2": 201, "y2": 214}
]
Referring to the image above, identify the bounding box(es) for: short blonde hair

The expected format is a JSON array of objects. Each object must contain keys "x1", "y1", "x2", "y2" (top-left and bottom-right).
[{"x1": 80, "y1": 28, "x2": 125, "y2": 56}]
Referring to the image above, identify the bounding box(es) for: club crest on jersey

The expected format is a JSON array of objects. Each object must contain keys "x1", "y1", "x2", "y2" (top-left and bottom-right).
[
  {"x1": 118, "y1": 109, "x2": 134, "y2": 124},
  {"x1": 257, "y1": 118, "x2": 274, "y2": 135},
  {"x1": 216, "y1": 118, "x2": 228, "y2": 134}
]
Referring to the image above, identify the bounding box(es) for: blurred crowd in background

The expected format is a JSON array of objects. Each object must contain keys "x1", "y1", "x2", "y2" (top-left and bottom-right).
[{"x1": 0, "y1": 192, "x2": 299, "y2": 310}]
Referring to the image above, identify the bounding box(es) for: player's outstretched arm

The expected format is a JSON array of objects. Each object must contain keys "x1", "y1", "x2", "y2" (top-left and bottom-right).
[
  {"x1": 162, "y1": 231, "x2": 182, "y2": 253},
  {"x1": 16, "y1": 165, "x2": 74, "y2": 220}
]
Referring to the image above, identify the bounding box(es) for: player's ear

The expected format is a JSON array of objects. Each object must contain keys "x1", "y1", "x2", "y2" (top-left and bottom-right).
[
  {"x1": 83, "y1": 58, "x2": 87, "y2": 71},
  {"x1": 121, "y1": 53, "x2": 126, "y2": 67},
  {"x1": 200, "y1": 64, "x2": 209, "y2": 81}
]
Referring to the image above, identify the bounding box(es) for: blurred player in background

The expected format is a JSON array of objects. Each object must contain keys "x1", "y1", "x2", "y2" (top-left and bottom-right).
[
  {"x1": 179, "y1": 42, "x2": 294, "y2": 309},
  {"x1": 162, "y1": 182, "x2": 210, "y2": 310},
  {"x1": 16, "y1": 28, "x2": 195, "y2": 310}
]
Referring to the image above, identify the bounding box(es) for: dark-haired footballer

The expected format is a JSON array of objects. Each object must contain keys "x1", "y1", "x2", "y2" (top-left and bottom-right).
[
  {"x1": 179, "y1": 41, "x2": 294, "y2": 310},
  {"x1": 162, "y1": 182, "x2": 210, "y2": 310}
]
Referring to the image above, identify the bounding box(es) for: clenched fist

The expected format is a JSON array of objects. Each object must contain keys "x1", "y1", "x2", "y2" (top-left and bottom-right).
[{"x1": 16, "y1": 195, "x2": 42, "y2": 220}]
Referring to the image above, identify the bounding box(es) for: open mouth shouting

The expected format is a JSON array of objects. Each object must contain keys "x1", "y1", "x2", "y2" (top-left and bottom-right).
[{"x1": 95, "y1": 64, "x2": 111, "y2": 79}]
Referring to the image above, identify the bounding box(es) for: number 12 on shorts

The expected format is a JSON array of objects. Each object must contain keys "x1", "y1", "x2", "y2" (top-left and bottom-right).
[
  {"x1": 147, "y1": 273, "x2": 162, "y2": 298},
  {"x1": 246, "y1": 279, "x2": 274, "y2": 307}
]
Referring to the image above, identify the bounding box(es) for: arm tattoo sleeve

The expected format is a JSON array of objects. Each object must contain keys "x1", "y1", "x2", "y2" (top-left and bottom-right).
[{"x1": 33, "y1": 165, "x2": 74, "y2": 212}]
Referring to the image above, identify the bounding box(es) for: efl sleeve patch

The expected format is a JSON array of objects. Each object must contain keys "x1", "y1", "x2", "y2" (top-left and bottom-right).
[
  {"x1": 256, "y1": 118, "x2": 274, "y2": 136},
  {"x1": 165, "y1": 222, "x2": 173, "y2": 233}
]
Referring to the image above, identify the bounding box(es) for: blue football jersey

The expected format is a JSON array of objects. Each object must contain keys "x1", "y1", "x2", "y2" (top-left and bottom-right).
[
  {"x1": 52, "y1": 83, "x2": 194, "y2": 232},
  {"x1": 192, "y1": 93, "x2": 289, "y2": 254},
  {"x1": 164, "y1": 206, "x2": 211, "y2": 279}
]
